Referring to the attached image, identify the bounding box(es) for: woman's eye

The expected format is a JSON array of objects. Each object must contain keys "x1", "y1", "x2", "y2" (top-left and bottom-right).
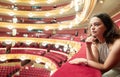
[{"x1": 94, "y1": 23, "x2": 100, "y2": 26}]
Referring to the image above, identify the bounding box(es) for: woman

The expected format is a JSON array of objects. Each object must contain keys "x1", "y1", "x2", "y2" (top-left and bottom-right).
[{"x1": 69, "y1": 13, "x2": 120, "y2": 77}]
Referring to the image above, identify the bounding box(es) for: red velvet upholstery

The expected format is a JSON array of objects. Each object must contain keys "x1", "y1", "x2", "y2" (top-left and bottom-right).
[
  {"x1": 0, "y1": 48, "x2": 6, "y2": 54},
  {"x1": 51, "y1": 42, "x2": 102, "y2": 77}
]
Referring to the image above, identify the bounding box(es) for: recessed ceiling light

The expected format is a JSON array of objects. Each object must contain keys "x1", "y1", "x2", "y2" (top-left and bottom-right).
[{"x1": 99, "y1": 0, "x2": 104, "y2": 4}]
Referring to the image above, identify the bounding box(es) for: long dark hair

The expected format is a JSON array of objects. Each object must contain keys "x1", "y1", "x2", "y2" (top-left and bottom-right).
[{"x1": 92, "y1": 13, "x2": 120, "y2": 44}]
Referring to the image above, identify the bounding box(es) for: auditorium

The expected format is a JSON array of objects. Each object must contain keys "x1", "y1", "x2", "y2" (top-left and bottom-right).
[{"x1": 0, "y1": 0, "x2": 120, "y2": 77}]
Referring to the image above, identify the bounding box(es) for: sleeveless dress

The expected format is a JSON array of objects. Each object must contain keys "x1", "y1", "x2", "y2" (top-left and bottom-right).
[{"x1": 98, "y1": 42, "x2": 120, "y2": 77}]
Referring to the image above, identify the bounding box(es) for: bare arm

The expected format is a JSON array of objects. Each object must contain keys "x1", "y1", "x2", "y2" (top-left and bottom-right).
[
  {"x1": 86, "y1": 43, "x2": 99, "y2": 62},
  {"x1": 69, "y1": 39, "x2": 120, "y2": 71},
  {"x1": 85, "y1": 36, "x2": 99, "y2": 62},
  {"x1": 86, "y1": 39, "x2": 120, "y2": 71}
]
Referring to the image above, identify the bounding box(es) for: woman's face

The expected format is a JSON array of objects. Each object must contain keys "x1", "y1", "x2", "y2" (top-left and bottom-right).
[{"x1": 89, "y1": 17, "x2": 106, "y2": 38}]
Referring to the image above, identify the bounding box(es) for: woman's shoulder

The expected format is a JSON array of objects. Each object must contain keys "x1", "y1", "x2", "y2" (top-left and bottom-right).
[
  {"x1": 112, "y1": 38, "x2": 120, "y2": 50},
  {"x1": 114, "y1": 38, "x2": 120, "y2": 44}
]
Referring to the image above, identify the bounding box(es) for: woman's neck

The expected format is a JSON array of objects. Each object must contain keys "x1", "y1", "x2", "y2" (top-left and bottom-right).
[{"x1": 97, "y1": 36, "x2": 105, "y2": 43}]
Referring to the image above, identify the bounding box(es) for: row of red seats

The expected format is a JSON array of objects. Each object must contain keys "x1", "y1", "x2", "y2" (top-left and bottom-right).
[
  {"x1": 0, "y1": 48, "x2": 6, "y2": 54},
  {"x1": 44, "y1": 54, "x2": 62, "y2": 66},
  {"x1": 0, "y1": 41, "x2": 70, "y2": 54},
  {"x1": 16, "y1": 66, "x2": 50, "y2": 77},
  {"x1": 50, "y1": 34, "x2": 73, "y2": 40},
  {"x1": 0, "y1": 33, "x2": 51, "y2": 38},
  {"x1": 10, "y1": 48, "x2": 46, "y2": 56},
  {"x1": 44, "y1": 51, "x2": 68, "y2": 67},
  {"x1": 0, "y1": 65, "x2": 20, "y2": 77},
  {"x1": 47, "y1": 52, "x2": 67, "y2": 62}
]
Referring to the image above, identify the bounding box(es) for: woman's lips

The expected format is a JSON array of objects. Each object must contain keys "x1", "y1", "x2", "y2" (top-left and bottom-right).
[{"x1": 91, "y1": 31, "x2": 96, "y2": 33}]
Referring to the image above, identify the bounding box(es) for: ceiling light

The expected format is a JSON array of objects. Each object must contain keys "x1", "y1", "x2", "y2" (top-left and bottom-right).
[
  {"x1": 35, "y1": 58, "x2": 43, "y2": 63},
  {"x1": 0, "y1": 55, "x2": 7, "y2": 61},
  {"x1": 12, "y1": 17, "x2": 18, "y2": 23},
  {"x1": 55, "y1": 44, "x2": 59, "y2": 48},
  {"x1": 75, "y1": 5, "x2": 79, "y2": 12},
  {"x1": 45, "y1": 62, "x2": 51, "y2": 68},
  {"x1": 9, "y1": 0, "x2": 16, "y2": 3},
  {"x1": 25, "y1": 40, "x2": 33, "y2": 45},
  {"x1": 23, "y1": 34, "x2": 28, "y2": 37},
  {"x1": 46, "y1": 0, "x2": 54, "y2": 4},
  {"x1": 12, "y1": 28, "x2": 17, "y2": 36},
  {"x1": 59, "y1": 9, "x2": 65, "y2": 14},
  {"x1": 20, "y1": 55, "x2": 27, "y2": 61},
  {"x1": 7, "y1": 25, "x2": 14, "y2": 29},
  {"x1": 99, "y1": 0, "x2": 104, "y2": 4},
  {"x1": 44, "y1": 26, "x2": 49, "y2": 31},
  {"x1": 13, "y1": 7, "x2": 18, "y2": 11},
  {"x1": 28, "y1": 13, "x2": 34, "y2": 17},
  {"x1": 27, "y1": 26, "x2": 33, "y2": 31},
  {"x1": 42, "y1": 42, "x2": 47, "y2": 46},
  {"x1": 45, "y1": 12, "x2": 51, "y2": 17},
  {"x1": 4, "y1": 40, "x2": 12, "y2": 45},
  {"x1": 30, "y1": 0, "x2": 36, "y2": 5},
  {"x1": 69, "y1": 22, "x2": 73, "y2": 29},
  {"x1": 8, "y1": 12, "x2": 15, "y2": 16},
  {"x1": 58, "y1": 26, "x2": 63, "y2": 30}
]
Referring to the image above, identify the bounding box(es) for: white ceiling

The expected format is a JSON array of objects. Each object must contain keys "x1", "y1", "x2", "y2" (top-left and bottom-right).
[
  {"x1": 79, "y1": 0, "x2": 120, "y2": 28},
  {"x1": 90, "y1": 0, "x2": 120, "y2": 17}
]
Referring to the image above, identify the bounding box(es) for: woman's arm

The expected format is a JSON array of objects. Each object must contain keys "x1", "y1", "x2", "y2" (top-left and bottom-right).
[
  {"x1": 87, "y1": 41, "x2": 120, "y2": 71},
  {"x1": 101, "y1": 39, "x2": 120, "y2": 70},
  {"x1": 70, "y1": 39, "x2": 120, "y2": 71},
  {"x1": 85, "y1": 36, "x2": 99, "y2": 62},
  {"x1": 69, "y1": 36, "x2": 99, "y2": 64},
  {"x1": 86, "y1": 43, "x2": 99, "y2": 62}
]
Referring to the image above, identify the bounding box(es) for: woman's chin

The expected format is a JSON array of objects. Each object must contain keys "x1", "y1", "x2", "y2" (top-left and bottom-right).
[{"x1": 91, "y1": 34, "x2": 96, "y2": 37}]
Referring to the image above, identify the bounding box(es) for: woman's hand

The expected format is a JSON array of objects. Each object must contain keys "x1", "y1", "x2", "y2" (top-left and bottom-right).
[
  {"x1": 85, "y1": 36, "x2": 97, "y2": 47},
  {"x1": 85, "y1": 36, "x2": 96, "y2": 43},
  {"x1": 69, "y1": 58, "x2": 87, "y2": 65}
]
